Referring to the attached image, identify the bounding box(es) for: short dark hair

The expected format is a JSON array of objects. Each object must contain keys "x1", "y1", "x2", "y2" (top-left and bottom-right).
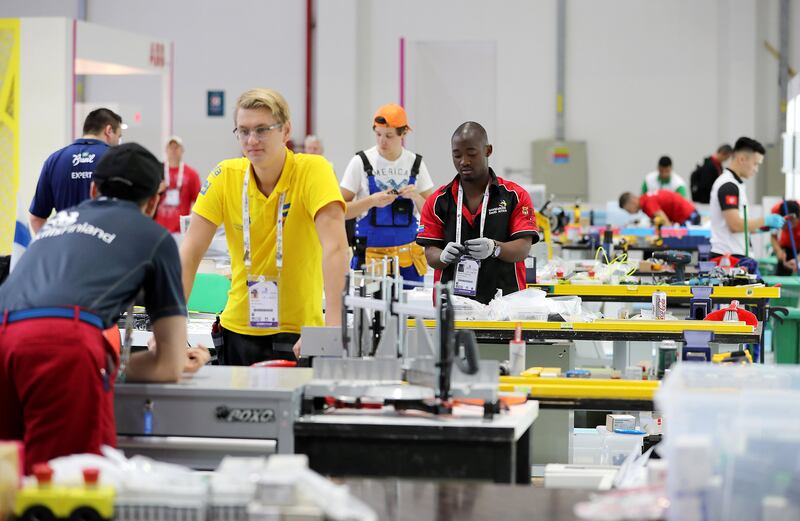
[
  {"x1": 658, "y1": 156, "x2": 672, "y2": 168},
  {"x1": 93, "y1": 143, "x2": 163, "y2": 204},
  {"x1": 619, "y1": 192, "x2": 634, "y2": 209},
  {"x1": 717, "y1": 144, "x2": 733, "y2": 155},
  {"x1": 83, "y1": 108, "x2": 122, "y2": 135},
  {"x1": 452, "y1": 121, "x2": 489, "y2": 145},
  {"x1": 373, "y1": 116, "x2": 409, "y2": 136},
  {"x1": 733, "y1": 137, "x2": 765, "y2": 155}
]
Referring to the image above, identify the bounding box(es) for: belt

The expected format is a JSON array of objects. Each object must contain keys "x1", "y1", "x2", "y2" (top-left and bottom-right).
[{"x1": 4, "y1": 307, "x2": 104, "y2": 329}]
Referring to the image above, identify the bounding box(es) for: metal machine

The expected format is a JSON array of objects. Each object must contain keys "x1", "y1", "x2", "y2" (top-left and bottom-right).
[
  {"x1": 114, "y1": 366, "x2": 312, "y2": 470},
  {"x1": 300, "y1": 266, "x2": 501, "y2": 418}
]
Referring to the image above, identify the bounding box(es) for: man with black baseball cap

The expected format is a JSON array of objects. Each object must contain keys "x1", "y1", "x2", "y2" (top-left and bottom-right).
[{"x1": 0, "y1": 142, "x2": 209, "y2": 473}]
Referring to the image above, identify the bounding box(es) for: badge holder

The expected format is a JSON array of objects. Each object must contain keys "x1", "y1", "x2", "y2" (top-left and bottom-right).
[
  {"x1": 165, "y1": 189, "x2": 181, "y2": 206},
  {"x1": 453, "y1": 255, "x2": 480, "y2": 297},
  {"x1": 247, "y1": 274, "x2": 280, "y2": 329}
]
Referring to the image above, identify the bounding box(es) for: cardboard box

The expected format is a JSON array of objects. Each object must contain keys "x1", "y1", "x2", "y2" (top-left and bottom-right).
[{"x1": 606, "y1": 414, "x2": 636, "y2": 432}]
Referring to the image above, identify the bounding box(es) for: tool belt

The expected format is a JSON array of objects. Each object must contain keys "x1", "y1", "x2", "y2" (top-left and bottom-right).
[{"x1": 364, "y1": 242, "x2": 428, "y2": 276}]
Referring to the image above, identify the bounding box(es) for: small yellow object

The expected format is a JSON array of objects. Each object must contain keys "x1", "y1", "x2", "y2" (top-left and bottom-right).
[
  {"x1": 14, "y1": 477, "x2": 114, "y2": 520},
  {"x1": 712, "y1": 350, "x2": 753, "y2": 364},
  {"x1": 520, "y1": 367, "x2": 562, "y2": 377}
]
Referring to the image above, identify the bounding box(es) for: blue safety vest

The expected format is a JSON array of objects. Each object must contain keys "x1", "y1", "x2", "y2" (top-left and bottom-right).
[{"x1": 353, "y1": 151, "x2": 423, "y2": 248}]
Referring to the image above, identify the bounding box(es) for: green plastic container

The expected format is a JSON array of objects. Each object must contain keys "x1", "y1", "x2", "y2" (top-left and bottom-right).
[
  {"x1": 762, "y1": 275, "x2": 800, "y2": 308},
  {"x1": 757, "y1": 257, "x2": 778, "y2": 276},
  {"x1": 187, "y1": 273, "x2": 230, "y2": 313},
  {"x1": 771, "y1": 307, "x2": 800, "y2": 364}
]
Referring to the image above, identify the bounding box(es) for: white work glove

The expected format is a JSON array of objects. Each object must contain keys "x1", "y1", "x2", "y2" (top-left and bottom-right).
[
  {"x1": 764, "y1": 214, "x2": 786, "y2": 230},
  {"x1": 439, "y1": 242, "x2": 464, "y2": 264},
  {"x1": 464, "y1": 237, "x2": 495, "y2": 260}
]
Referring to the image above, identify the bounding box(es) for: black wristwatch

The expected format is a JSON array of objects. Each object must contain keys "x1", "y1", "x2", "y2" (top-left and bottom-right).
[{"x1": 491, "y1": 240, "x2": 501, "y2": 258}]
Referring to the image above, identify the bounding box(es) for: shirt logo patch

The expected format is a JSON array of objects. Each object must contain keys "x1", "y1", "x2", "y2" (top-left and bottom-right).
[
  {"x1": 48, "y1": 211, "x2": 79, "y2": 228},
  {"x1": 35, "y1": 210, "x2": 116, "y2": 244},
  {"x1": 72, "y1": 152, "x2": 96, "y2": 167},
  {"x1": 725, "y1": 195, "x2": 739, "y2": 206},
  {"x1": 521, "y1": 206, "x2": 529, "y2": 216},
  {"x1": 488, "y1": 203, "x2": 508, "y2": 216}
]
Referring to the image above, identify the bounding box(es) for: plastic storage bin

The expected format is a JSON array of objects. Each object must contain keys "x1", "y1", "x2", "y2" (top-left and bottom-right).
[
  {"x1": 757, "y1": 257, "x2": 778, "y2": 276},
  {"x1": 571, "y1": 428, "x2": 604, "y2": 465},
  {"x1": 771, "y1": 307, "x2": 800, "y2": 364},
  {"x1": 762, "y1": 275, "x2": 800, "y2": 308},
  {"x1": 656, "y1": 364, "x2": 800, "y2": 521},
  {"x1": 595, "y1": 426, "x2": 644, "y2": 466}
]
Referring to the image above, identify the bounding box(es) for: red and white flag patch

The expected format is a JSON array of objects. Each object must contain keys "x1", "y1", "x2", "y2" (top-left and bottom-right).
[{"x1": 725, "y1": 195, "x2": 738, "y2": 206}]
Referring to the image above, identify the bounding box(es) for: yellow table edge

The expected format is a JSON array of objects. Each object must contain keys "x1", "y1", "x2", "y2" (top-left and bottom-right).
[
  {"x1": 416, "y1": 319, "x2": 753, "y2": 334},
  {"x1": 527, "y1": 283, "x2": 779, "y2": 299}
]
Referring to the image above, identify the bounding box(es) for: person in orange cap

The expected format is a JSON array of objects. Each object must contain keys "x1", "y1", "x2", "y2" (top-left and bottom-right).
[{"x1": 339, "y1": 104, "x2": 434, "y2": 284}]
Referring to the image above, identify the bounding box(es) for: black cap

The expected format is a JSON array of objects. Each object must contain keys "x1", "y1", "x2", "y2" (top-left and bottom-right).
[{"x1": 93, "y1": 143, "x2": 163, "y2": 201}]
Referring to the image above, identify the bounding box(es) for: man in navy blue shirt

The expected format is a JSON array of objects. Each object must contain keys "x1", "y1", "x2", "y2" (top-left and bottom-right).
[
  {"x1": 1, "y1": 143, "x2": 209, "y2": 473},
  {"x1": 28, "y1": 108, "x2": 123, "y2": 233}
]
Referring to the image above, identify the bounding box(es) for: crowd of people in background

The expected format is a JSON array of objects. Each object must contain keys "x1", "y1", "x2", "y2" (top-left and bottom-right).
[{"x1": 619, "y1": 140, "x2": 794, "y2": 274}]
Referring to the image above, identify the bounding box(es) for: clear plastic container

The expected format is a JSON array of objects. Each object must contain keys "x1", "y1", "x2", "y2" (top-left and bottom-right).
[
  {"x1": 656, "y1": 364, "x2": 800, "y2": 521},
  {"x1": 572, "y1": 428, "x2": 604, "y2": 465},
  {"x1": 595, "y1": 426, "x2": 644, "y2": 466}
]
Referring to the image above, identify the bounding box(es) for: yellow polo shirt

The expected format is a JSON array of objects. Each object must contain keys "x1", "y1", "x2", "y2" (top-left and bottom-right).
[{"x1": 193, "y1": 150, "x2": 345, "y2": 336}]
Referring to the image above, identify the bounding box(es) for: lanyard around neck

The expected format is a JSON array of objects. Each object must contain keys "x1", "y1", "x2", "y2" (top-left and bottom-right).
[
  {"x1": 165, "y1": 162, "x2": 184, "y2": 189},
  {"x1": 242, "y1": 162, "x2": 285, "y2": 272},
  {"x1": 455, "y1": 181, "x2": 490, "y2": 244}
]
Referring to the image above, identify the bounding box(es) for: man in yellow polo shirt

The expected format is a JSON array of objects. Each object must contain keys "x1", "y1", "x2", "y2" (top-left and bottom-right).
[{"x1": 179, "y1": 88, "x2": 348, "y2": 365}]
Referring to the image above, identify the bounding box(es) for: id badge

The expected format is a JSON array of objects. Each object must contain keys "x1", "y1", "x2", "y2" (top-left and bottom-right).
[
  {"x1": 165, "y1": 189, "x2": 180, "y2": 206},
  {"x1": 247, "y1": 276, "x2": 279, "y2": 328},
  {"x1": 453, "y1": 256, "x2": 480, "y2": 297}
]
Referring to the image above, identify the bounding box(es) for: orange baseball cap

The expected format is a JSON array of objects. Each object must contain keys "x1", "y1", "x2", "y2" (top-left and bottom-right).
[{"x1": 373, "y1": 104, "x2": 411, "y2": 129}]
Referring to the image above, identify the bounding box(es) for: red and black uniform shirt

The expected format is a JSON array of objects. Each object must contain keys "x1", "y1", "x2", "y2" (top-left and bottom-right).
[
  {"x1": 770, "y1": 200, "x2": 800, "y2": 250},
  {"x1": 640, "y1": 189, "x2": 696, "y2": 224},
  {"x1": 416, "y1": 169, "x2": 539, "y2": 304}
]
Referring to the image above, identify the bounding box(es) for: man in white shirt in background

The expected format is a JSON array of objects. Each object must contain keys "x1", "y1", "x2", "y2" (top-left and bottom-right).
[
  {"x1": 709, "y1": 136, "x2": 784, "y2": 273},
  {"x1": 641, "y1": 155, "x2": 687, "y2": 198}
]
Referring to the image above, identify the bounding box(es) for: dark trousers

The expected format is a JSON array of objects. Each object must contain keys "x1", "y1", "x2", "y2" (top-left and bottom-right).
[
  {"x1": 776, "y1": 258, "x2": 797, "y2": 276},
  {"x1": 218, "y1": 326, "x2": 300, "y2": 366}
]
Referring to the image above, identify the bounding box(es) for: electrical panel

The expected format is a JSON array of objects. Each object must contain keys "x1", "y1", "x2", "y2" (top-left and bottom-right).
[{"x1": 531, "y1": 140, "x2": 588, "y2": 201}]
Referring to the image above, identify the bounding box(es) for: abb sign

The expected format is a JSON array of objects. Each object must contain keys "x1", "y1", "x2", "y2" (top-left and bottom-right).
[{"x1": 149, "y1": 42, "x2": 165, "y2": 67}]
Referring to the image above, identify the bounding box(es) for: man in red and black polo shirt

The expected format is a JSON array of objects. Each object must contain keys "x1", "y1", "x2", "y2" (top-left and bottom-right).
[
  {"x1": 619, "y1": 190, "x2": 700, "y2": 226},
  {"x1": 769, "y1": 200, "x2": 800, "y2": 275},
  {"x1": 416, "y1": 122, "x2": 539, "y2": 304}
]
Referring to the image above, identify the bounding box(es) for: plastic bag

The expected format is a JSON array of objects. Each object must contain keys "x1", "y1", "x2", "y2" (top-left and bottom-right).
[
  {"x1": 451, "y1": 295, "x2": 490, "y2": 320},
  {"x1": 487, "y1": 288, "x2": 548, "y2": 321}
]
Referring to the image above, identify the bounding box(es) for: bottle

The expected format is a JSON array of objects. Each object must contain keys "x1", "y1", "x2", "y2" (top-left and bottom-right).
[
  {"x1": 603, "y1": 224, "x2": 614, "y2": 261},
  {"x1": 509, "y1": 323, "x2": 526, "y2": 376}
]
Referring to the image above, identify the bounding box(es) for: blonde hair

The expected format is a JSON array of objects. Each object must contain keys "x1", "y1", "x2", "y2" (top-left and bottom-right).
[{"x1": 234, "y1": 88, "x2": 290, "y2": 125}]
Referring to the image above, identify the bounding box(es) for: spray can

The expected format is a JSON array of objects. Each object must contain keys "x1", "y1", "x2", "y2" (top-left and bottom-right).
[
  {"x1": 652, "y1": 291, "x2": 667, "y2": 320},
  {"x1": 509, "y1": 323, "x2": 526, "y2": 376}
]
